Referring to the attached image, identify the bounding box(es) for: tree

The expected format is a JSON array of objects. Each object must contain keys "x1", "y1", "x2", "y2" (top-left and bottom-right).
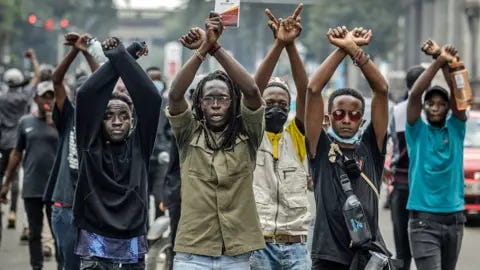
[{"x1": 7, "y1": 0, "x2": 117, "y2": 66}]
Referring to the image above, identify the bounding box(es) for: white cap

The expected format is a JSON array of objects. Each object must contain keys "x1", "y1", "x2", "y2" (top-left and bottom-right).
[
  {"x1": 36, "y1": 81, "x2": 54, "y2": 96},
  {"x1": 3, "y1": 68, "x2": 24, "y2": 86}
]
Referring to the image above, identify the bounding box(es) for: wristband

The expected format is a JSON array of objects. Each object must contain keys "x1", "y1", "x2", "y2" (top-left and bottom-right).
[
  {"x1": 352, "y1": 49, "x2": 370, "y2": 67},
  {"x1": 194, "y1": 50, "x2": 206, "y2": 62},
  {"x1": 208, "y1": 43, "x2": 221, "y2": 56}
]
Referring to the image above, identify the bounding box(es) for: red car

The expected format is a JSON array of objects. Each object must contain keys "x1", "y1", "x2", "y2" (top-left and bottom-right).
[{"x1": 464, "y1": 110, "x2": 480, "y2": 219}]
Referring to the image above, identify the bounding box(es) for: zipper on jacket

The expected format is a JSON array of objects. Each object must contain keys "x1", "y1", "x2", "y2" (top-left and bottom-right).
[{"x1": 273, "y1": 159, "x2": 280, "y2": 236}]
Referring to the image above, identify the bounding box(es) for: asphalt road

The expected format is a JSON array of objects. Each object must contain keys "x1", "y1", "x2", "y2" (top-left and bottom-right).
[{"x1": 1, "y1": 191, "x2": 480, "y2": 270}]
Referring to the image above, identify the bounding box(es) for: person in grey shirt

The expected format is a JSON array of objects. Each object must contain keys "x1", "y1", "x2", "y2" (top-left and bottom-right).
[{"x1": 0, "y1": 67, "x2": 34, "y2": 230}]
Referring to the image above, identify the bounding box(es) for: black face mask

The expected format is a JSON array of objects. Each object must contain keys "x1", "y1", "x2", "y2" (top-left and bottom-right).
[{"x1": 265, "y1": 105, "x2": 288, "y2": 133}]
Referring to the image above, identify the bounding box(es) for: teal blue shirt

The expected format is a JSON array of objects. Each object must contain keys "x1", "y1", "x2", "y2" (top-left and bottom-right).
[{"x1": 406, "y1": 115, "x2": 466, "y2": 213}]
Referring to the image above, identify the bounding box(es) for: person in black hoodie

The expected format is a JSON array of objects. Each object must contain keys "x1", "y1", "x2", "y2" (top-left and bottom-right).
[{"x1": 73, "y1": 38, "x2": 162, "y2": 269}]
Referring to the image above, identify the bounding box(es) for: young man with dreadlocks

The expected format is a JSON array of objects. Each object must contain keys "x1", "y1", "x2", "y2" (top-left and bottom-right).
[
  {"x1": 248, "y1": 4, "x2": 312, "y2": 270},
  {"x1": 406, "y1": 40, "x2": 467, "y2": 270},
  {"x1": 72, "y1": 38, "x2": 161, "y2": 269},
  {"x1": 305, "y1": 26, "x2": 391, "y2": 270},
  {"x1": 167, "y1": 13, "x2": 264, "y2": 269}
]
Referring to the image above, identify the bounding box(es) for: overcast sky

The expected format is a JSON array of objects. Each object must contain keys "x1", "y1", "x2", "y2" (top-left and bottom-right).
[{"x1": 114, "y1": 0, "x2": 184, "y2": 9}]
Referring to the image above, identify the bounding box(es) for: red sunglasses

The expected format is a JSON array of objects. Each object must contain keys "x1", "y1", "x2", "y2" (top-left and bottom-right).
[{"x1": 331, "y1": 109, "x2": 363, "y2": 122}]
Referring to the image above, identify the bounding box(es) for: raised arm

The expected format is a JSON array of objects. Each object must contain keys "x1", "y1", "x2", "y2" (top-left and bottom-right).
[
  {"x1": 169, "y1": 27, "x2": 208, "y2": 116},
  {"x1": 73, "y1": 33, "x2": 100, "y2": 72},
  {"x1": 208, "y1": 13, "x2": 262, "y2": 110},
  {"x1": 281, "y1": 4, "x2": 307, "y2": 126},
  {"x1": 305, "y1": 27, "x2": 349, "y2": 156},
  {"x1": 105, "y1": 38, "x2": 162, "y2": 155},
  {"x1": 442, "y1": 65, "x2": 467, "y2": 121},
  {"x1": 24, "y1": 49, "x2": 40, "y2": 87},
  {"x1": 52, "y1": 33, "x2": 82, "y2": 111},
  {"x1": 253, "y1": 9, "x2": 285, "y2": 93},
  {"x1": 407, "y1": 41, "x2": 457, "y2": 125},
  {"x1": 75, "y1": 41, "x2": 146, "y2": 148},
  {"x1": 353, "y1": 33, "x2": 389, "y2": 151}
]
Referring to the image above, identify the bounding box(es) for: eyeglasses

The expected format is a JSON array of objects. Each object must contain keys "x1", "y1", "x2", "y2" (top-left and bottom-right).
[
  {"x1": 201, "y1": 96, "x2": 231, "y2": 106},
  {"x1": 331, "y1": 109, "x2": 363, "y2": 122}
]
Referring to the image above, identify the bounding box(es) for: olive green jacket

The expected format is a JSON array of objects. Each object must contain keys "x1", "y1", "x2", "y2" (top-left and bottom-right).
[{"x1": 166, "y1": 102, "x2": 266, "y2": 256}]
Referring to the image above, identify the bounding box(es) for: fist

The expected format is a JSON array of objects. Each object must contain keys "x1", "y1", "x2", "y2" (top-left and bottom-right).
[
  {"x1": 438, "y1": 44, "x2": 458, "y2": 64},
  {"x1": 179, "y1": 27, "x2": 206, "y2": 50},
  {"x1": 24, "y1": 49, "x2": 36, "y2": 59},
  {"x1": 74, "y1": 34, "x2": 92, "y2": 52},
  {"x1": 421, "y1": 39, "x2": 441, "y2": 58},
  {"x1": 64, "y1": 32, "x2": 80, "y2": 46},
  {"x1": 351, "y1": 27, "x2": 372, "y2": 46},
  {"x1": 327, "y1": 26, "x2": 357, "y2": 55},
  {"x1": 205, "y1": 12, "x2": 224, "y2": 45}
]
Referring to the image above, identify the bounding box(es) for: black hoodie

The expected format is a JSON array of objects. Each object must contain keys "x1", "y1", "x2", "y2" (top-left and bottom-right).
[{"x1": 73, "y1": 41, "x2": 162, "y2": 239}]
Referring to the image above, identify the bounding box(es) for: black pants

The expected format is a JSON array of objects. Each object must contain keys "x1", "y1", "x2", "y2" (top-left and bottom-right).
[
  {"x1": 169, "y1": 203, "x2": 181, "y2": 248},
  {"x1": 80, "y1": 257, "x2": 145, "y2": 270},
  {"x1": 24, "y1": 198, "x2": 62, "y2": 269},
  {"x1": 312, "y1": 259, "x2": 349, "y2": 270},
  {"x1": 390, "y1": 186, "x2": 411, "y2": 270},
  {"x1": 0, "y1": 148, "x2": 19, "y2": 213},
  {"x1": 408, "y1": 211, "x2": 465, "y2": 270}
]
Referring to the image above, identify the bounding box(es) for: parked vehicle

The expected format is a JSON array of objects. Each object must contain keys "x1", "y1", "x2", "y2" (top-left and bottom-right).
[{"x1": 464, "y1": 111, "x2": 480, "y2": 220}]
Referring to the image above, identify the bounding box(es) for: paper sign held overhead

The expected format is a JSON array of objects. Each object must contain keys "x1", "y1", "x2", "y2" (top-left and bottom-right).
[{"x1": 215, "y1": 0, "x2": 240, "y2": 27}]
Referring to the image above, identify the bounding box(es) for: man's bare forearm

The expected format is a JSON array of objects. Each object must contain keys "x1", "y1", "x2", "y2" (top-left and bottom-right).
[
  {"x1": 214, "y1": 47, "x2": 262, "y2": 110},
  {"x1": 168, "y1": 43, "x2": 209, "y2": 115},
  {"x1": 286, "y1": 42, "x2": 308, "y2": 125},
  {"x1": 82, "y1": 51, "x2": 99, "y2": 72},
  {"x1": 53, "y1": 48, "x2": 79, "y2": 111},
  {"x1": 254, "y1": 39, "x2": 284, "y2": 93},
  {"x1": 3, "y1": 151, "x2": 22, "y2": 187}
]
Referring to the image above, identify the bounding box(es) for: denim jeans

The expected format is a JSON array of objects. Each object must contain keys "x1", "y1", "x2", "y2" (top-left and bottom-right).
[
  {"x1": 173, "y1": 252, "x2": 250, "y2": 270},
  {"x1": 408, "y1": 211, "x2": 465, "y2": 270},
  {"x1": 52, "y1": 206, "x2": 81, "y2": 270},
  {"x1": 250, "y1": 242, "x2": 311, "y2": 270},
  {"x1": 390, "y1": 187, "x2": 411, "y2": 270},
  {"x1": 80, "y1": 257, "x2": 145, "y2": 270}
]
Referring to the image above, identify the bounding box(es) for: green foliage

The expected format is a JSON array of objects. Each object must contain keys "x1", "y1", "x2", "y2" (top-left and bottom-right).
[
  {"x1": 7, "y1": 0, "x2": 117, "y2": 65},
  {"x1": 305, "y1": 0, "x2": 404, "y2": 61},
  {"x1": 0, "y1": 0, "x2": 22, "y2": 33}
]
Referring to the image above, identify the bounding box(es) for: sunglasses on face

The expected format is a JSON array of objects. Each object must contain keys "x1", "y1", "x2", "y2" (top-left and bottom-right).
[
  {"x1": 331, "y1": 109, "x2": 363, "y2": 122},
  {"x1": 201, "y1": 95, "x2": 231, "y2": 106}
]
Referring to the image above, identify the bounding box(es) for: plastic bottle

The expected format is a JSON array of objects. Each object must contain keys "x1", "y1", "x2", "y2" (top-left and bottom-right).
[
  {"x1": 87, "y1": 38, "x2": 108, "y2": 64},
  {"x1": 449, "y1": 60, "x2": 473, "y2": 110}
]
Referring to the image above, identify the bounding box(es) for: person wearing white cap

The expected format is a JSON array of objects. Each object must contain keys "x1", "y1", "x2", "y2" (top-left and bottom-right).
[{"x1": 0, "y1": 67, "x2": 34, "y2": 236}]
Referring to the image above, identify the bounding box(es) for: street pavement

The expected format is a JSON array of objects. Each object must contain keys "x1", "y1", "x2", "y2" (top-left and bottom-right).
[{"x1": 1, "y1": 190, "x2": 480, "y2": 269}]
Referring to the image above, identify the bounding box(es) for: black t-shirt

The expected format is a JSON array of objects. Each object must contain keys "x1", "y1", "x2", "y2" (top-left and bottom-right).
[
  {"x1": 43, "y1": 98, "x2": 78, "y2": 205},
  {"x1": 309, "y1": 124, "x2": 386, "y2": 265},
  {"x1": 16, "y1": 115, "x2": 58, "y2": 198}
]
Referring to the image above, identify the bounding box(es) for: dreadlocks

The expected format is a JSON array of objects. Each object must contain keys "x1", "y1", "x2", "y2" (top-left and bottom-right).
[{"x1": 191, "y1": 70, "x2": 246, "y2": 151}]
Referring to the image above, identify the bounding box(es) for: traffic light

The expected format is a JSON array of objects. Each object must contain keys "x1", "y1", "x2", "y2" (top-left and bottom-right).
[
  {"x1": 60, "y1": 18, "x2": 69, "y2": 28},
  {"x1": 28, "y1": 14, "x2": 37, "y2": 25},
  {"x1": 44, "y1": 19, "x2": 54, "y2": 31}
]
